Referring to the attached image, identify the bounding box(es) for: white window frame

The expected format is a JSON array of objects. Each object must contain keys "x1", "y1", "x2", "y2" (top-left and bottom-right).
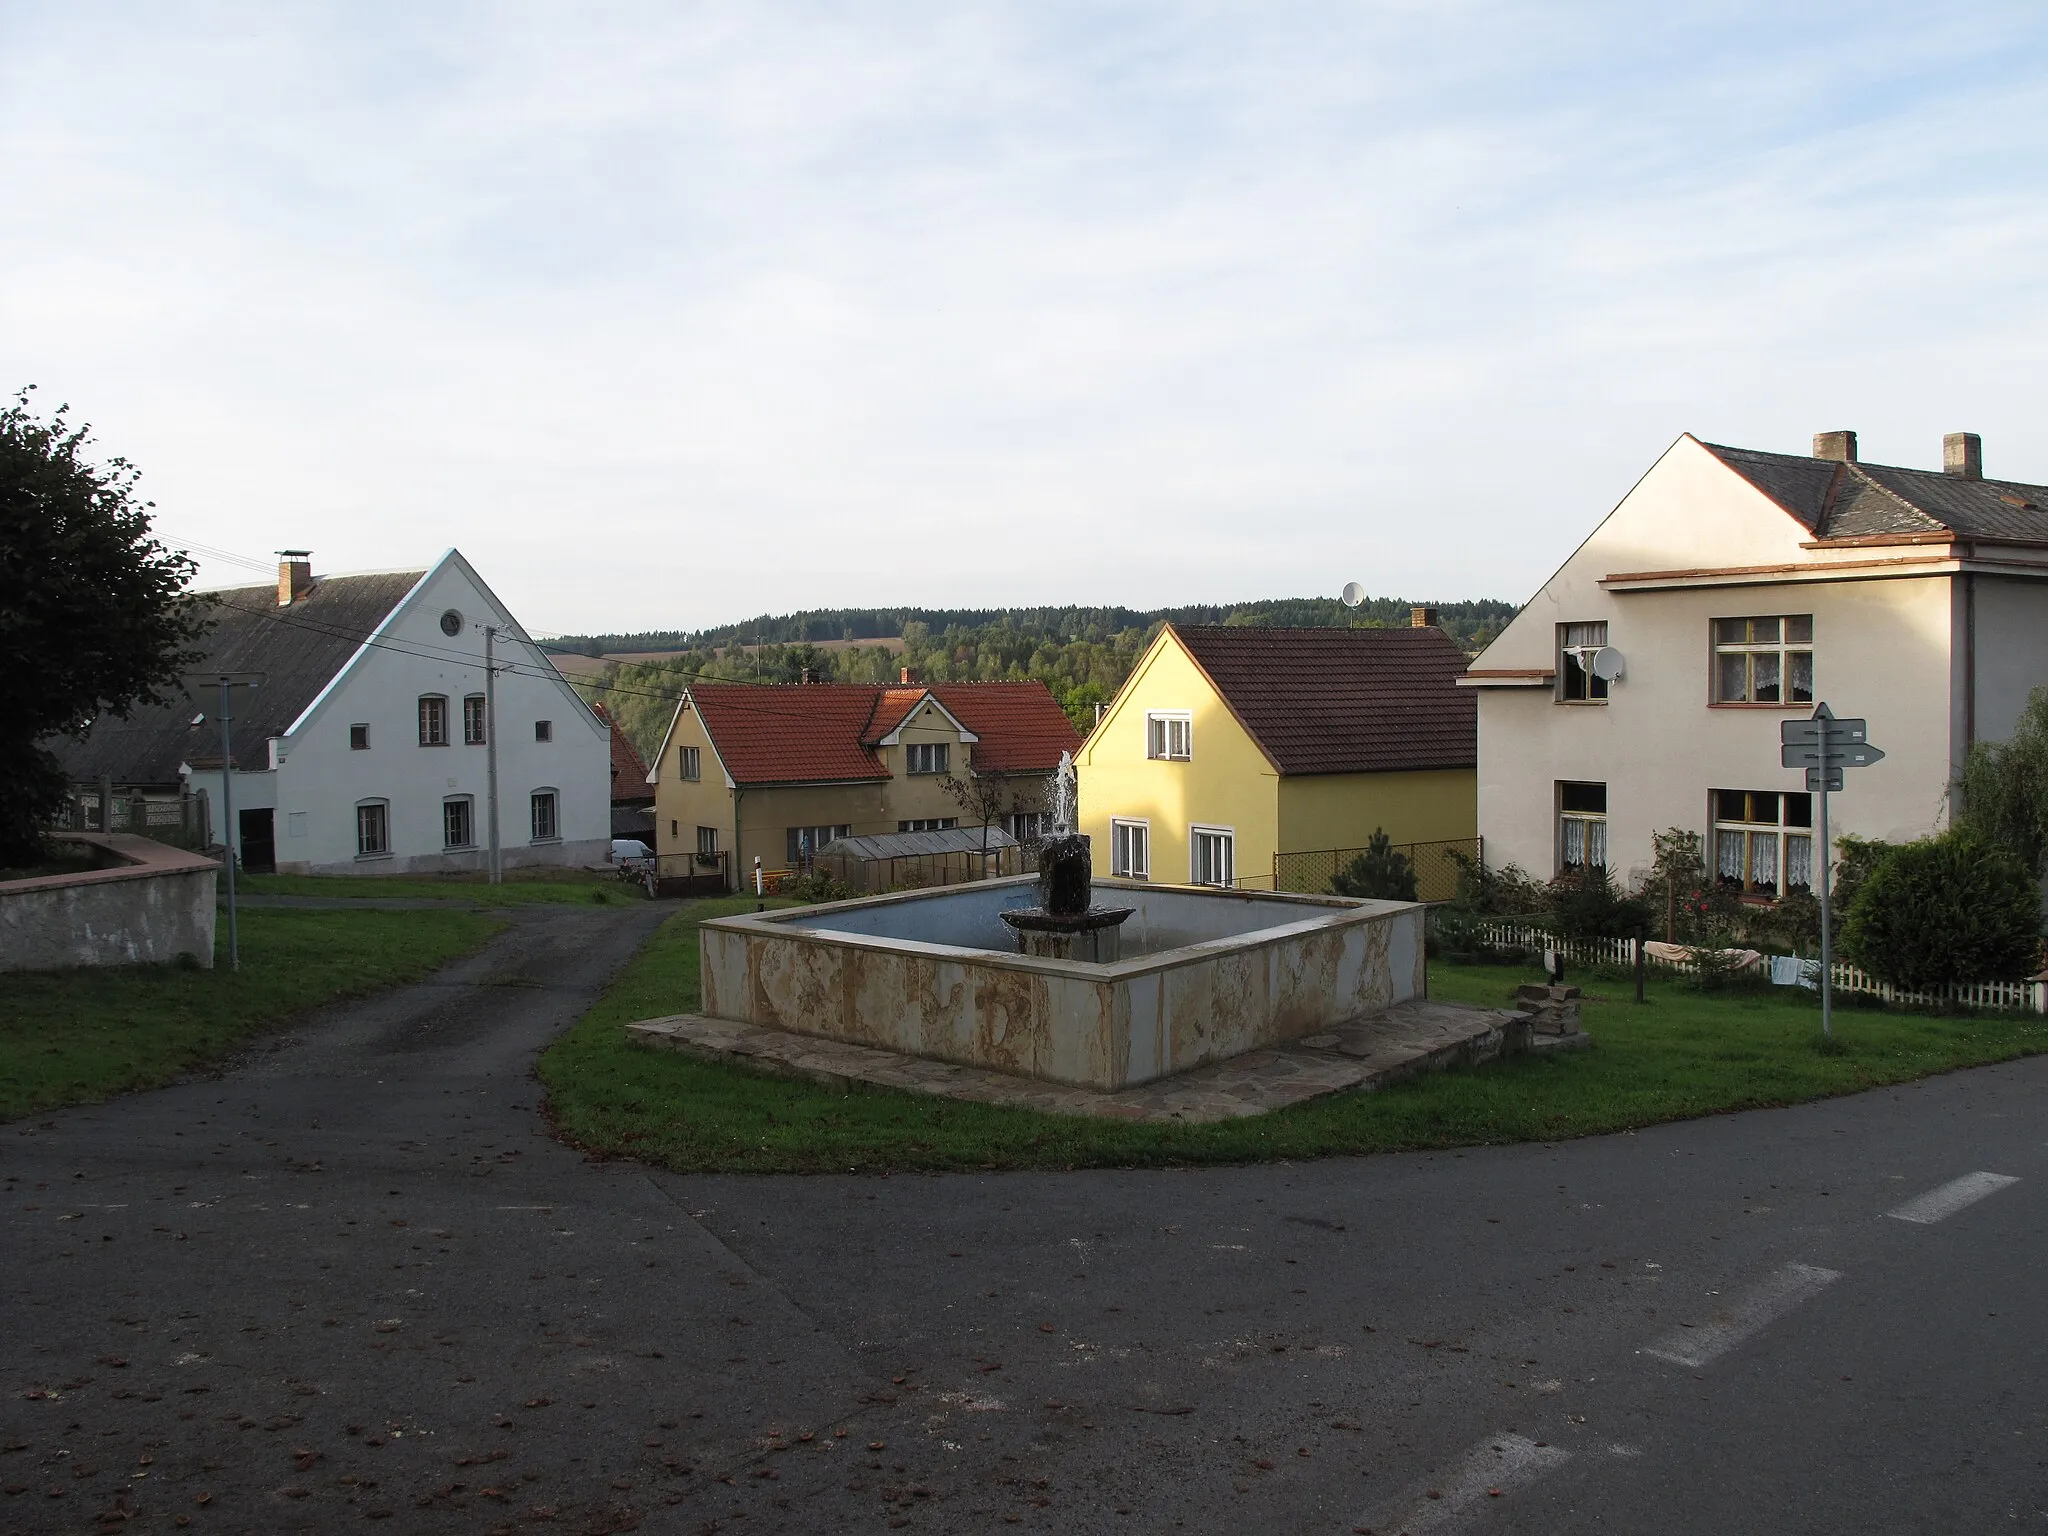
[
  {"x1": 905, "y1": 742, "x2": 949, "y2": 775},
  {"x1": 1712, "y1": 789, "x2": 1813, "y2": 898},
  {"x1": 443, "y1": 795, "x2": 476, "y2": 849},
  {"x1": 1146, "y1": 711, "x2": 1192, "y2": 761},
  {"x1": 462, "y1": 693, "x2": 487, "y2": 746},
  {"x1": 417, "y1": 695, "x2": 448, "y2": 747},
  {"x1": 530, "y1": 788, "x2": 560, "y2": 843},
  {"x1": 1557, "y1": 621, "x2": 1609, "y2": 703},
  {"x1": 355, "y1": 799, "x2": 390, "y2": 859},
  {"x1": 1189, "y1": 824, "x2": 1234, "y2": 887},
  {"x1": 1712, "y1": 615, "x2": 1815, "y2": 706},
  {"x1": 897, "y1": 817, "x2": 958, "y2": 833},
  {"x1": 678, "y1": 745, "x2": 701, "y2": 781},
  {"x1": 1110, "y1": 818, "x2": 1150, "y2": 879},
  {"x1": 1557, "y1": 781, "x2": 1608, "y2": 870},
  {"x1": 1003, "y1": 811, "x2": 1048, "y2": 844},
  {"x1": 695, "y1": 825, "x2": 719, "y2": 856},
  {"x1": 786, "y1": 824, "x2": 851, "y2": 863}
]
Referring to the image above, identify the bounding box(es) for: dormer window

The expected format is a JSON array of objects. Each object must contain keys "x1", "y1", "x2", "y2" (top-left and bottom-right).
[
  {"x1": 1558, "y1": 622, "x2": 1608, "y2": 702},
  {"x1": 906, "y1": 743, "x2": 948, "y2": 775}
]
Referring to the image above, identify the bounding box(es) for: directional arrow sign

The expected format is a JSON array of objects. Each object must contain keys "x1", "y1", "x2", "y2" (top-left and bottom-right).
[
  {"x1": 1782, "y1": 740, "x2": 1887, "y2": 769},
  {"x1": 1780, "y1": 717, "x2": 1868, "y2": 748}
]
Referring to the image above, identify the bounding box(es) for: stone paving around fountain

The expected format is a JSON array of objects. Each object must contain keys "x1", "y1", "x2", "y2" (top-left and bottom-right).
[{"x1": 628, "y1": 996, "x2": 1572, "y2": 1122}]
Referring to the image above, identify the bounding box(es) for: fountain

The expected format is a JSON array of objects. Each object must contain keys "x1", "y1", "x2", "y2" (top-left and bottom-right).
[{"x1": 998, "y1": 752, "x2": 1134, "y2": 963}]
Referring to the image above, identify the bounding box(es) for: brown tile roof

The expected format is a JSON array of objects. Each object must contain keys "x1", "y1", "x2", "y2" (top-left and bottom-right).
[
  {"x1": 687, "y1": 681, "x2": 1080, "y2": 786},
  {"x1": 592, "y1": 704, "x2": 653, "y2": 805},
  {"x1": 1169, "y1": 624, "x2": 1475, "y2": 776},
  {"x1": 1701, "y1": 441, "x2": 2048, "y2": 544}
]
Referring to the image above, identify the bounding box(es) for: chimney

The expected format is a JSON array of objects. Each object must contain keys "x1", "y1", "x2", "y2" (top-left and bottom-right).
[
  {"x1": 277, "y1": 550, "x2": 313, "y2": 606},
  {"x1": 1410, "y1": 606, "x2": 1439, "y2": 629},
  {"x1": 899, "y1": 666, "x2": 920, "y2": 685},
  {"x1": 800, "y1": 666, "x2": 815, "y2": 685},
  {"x1": 1812, "y1": 430, "x2": 1858, "y2": 463},
  {"x1": 1943, "y1": 431, "x2": 1983, "y2": 480}
]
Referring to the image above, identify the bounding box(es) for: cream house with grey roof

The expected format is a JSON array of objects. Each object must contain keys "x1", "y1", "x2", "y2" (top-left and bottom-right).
[{"x1": 1463, "y1": 429, "x2": 2048, "y2": 897}]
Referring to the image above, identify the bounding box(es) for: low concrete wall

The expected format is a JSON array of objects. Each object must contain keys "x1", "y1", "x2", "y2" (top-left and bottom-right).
[
  {"x1": 701, "y1": 878, "x2": 1425, "y2": 1090},
  {"x1": 0, "y1": 834, "x2": 218, "y2": 972}
]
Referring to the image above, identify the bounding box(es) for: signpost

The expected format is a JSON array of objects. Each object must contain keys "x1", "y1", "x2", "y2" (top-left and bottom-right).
[
  {"x1": 1779, "y1": 703, "x2": 1886, "y2": 1037},
  {"x1": 183, "y1": 671, "x2": 266, "y2": 971}
]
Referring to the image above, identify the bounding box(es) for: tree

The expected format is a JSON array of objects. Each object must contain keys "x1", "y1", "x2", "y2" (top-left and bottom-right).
[
  {"x1": 1959, "y1": 686, "x2": 2048, "y2": 882},
  {"x1": 1331, "y1": 828, "x2": 1418, "y2": 901},
  {"x1": 0, "y1": 389, "x2": 210, "y2": 862},
  {"x1": 937, "y1": 755, "x2": 1028, "y2": 874},
  {"x1": 1840, "y1": 829, "x2": 2042, "y2": 989}
]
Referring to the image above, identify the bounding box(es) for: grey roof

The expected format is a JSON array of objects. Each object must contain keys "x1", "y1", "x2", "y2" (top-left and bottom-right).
[
  {"x1": 1702, "y1": 442, "x2": 2048, "y2": 543},
  {"x1": 47, "y1": 571, "x2": 425, "y2": 785},
  {"x1": 819, "y1": 827, "x2": 1022, "y2": 860}
]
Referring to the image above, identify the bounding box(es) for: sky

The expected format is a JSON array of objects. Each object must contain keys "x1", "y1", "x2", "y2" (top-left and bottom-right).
[{"x1": 5, "y1": 3, "x2": 2047, "y2": 637}]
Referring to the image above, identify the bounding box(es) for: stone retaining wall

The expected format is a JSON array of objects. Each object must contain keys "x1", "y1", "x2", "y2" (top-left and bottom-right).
[{"x1": 0, "y1": 834, "x2": 219, "y2": 972}]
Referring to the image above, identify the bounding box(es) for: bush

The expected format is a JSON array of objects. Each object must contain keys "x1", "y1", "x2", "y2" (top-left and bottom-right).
[
  {"x1": 1543, "y1": 863, "x2": 1651, "y2": 942},
  {"x1": 1840, "y1": 830, "x2": 2042, "y2": 989},
  {"x1": 1331, "y1": 828, "x2": 1418, "y2": 901},
  {"x1": 1443, "y1": 849, "x2": 1546, "y2": 916},
  {"x1": 782, "y1": 870, "x2": 853, "y2": 905}
]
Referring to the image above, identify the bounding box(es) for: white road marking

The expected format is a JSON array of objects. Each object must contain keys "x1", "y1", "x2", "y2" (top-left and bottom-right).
[
  {"x1": 1643, "y1": 1262, "x2": 1840, "y2": 1369},
  {"x1": 1886, "y1": 1172, "x2": 2018, "y2": 1225},
  {"x1": 1351, "y1": 1432, "x2": 1569, "y2": 1534}
]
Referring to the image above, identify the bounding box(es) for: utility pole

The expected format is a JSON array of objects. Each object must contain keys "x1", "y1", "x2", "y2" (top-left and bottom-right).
[
  {"x1": 184, "y1": 671, "x2": 265, "y2": 971},
  {"x1": 485, "y1": 625, "x2": 502, "y2": 885}
]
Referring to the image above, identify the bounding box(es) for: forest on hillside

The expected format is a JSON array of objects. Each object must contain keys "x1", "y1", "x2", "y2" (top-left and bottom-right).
[{"x1": 557, "y1": 596, "x2": 1519, "y2": 761}]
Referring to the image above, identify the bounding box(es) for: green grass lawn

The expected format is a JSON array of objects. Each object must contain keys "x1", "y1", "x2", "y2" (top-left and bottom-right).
[
  {"x1": 0, "y1": 906, "x2": 501, "y2": 1121},
  {"x1": 242, "y1": 865, "x2": 631, "y2": 906},
  {"x1": 539, "y1": 898, "x2": 2048, "y2": 1174}
]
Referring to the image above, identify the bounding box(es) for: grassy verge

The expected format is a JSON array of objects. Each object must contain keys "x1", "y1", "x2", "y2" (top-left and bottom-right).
[
  {"x1": 539, "y1": 898, "x2": 2048, "y2": 1174},
  {"x1": 242, "y1": 867, "x2": 630, "y2": 906},
  {"x1": 0, "y1": 907, "x2": 501, "y2": 1120}
]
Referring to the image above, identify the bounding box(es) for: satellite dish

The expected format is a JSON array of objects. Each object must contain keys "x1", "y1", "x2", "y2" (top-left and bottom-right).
[
  {"x1": 1340, "y1": 581, "x2": 1366, "y2": 608},
  {"x1": 1590, "y1": 646, "x2": 1625, "y2": 682}
]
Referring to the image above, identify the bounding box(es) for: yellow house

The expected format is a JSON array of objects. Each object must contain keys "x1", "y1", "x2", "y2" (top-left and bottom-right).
[
  {"x1": 1077, "y1": 619, "x2": 1477, "y2": 895},
  {"x1": 647, "y1": 680, "x2": 1081, "y2": 889}
]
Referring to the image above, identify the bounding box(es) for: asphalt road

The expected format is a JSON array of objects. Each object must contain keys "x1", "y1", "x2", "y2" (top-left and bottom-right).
[{"x1": 4, "y1": 906, "x2": 2044, "y2": 1535}]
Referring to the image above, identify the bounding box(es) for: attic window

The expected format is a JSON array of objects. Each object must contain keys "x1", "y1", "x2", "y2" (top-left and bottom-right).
[{"x1": 440, "y1": 609, "x2": 463, "y2": 637}]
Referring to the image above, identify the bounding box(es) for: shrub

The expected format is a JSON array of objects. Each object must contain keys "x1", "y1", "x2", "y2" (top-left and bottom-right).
[
  {"x1": 782, "y1": 870, "x2": 853, "y2": 905},
  {"x1": 1840, "y1": 830, "x2": 2042, "y2": 989},
  {"x1": 1443, "y1": 848, "x2": 1546, "y2": 916},
  {"x1": 1331, "y1": 829, "x2": 1418, "y2": 901},
  {"x1": 1959, "y1": 685, "x2": 2048, "y2": 879},
  {"x1": 1543, "y1": 863, "x2": 1651, "y2": 941}
]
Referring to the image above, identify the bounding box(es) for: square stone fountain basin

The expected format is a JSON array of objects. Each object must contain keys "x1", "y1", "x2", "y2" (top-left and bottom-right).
[{"x1": 697, "y1": 876, "x2": 1426, "y2": 1090}]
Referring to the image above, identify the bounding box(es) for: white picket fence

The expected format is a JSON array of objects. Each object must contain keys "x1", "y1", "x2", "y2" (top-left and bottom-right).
[{"x1": 1461, "y1": 920, "x2": 2048, "y2": 1014}]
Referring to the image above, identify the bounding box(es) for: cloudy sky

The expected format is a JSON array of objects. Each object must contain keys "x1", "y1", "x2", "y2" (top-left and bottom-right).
[{"x1": 5, "y1": 3, "x2": 2046, "y2": 636}]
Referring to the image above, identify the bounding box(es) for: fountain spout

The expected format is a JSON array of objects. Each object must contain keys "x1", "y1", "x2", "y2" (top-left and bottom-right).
[{"x1": 999, "y1": 749, "x2": 1134, "y2": 961}]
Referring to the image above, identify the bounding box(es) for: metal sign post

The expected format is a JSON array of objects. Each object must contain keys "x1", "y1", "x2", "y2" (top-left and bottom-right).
[
  {"x1": 184, "y1": 671, "x2": 266, "y2": 971},
  {"x1": 1780, "y1": 703, "x2": 1886, "y2": 1038}
]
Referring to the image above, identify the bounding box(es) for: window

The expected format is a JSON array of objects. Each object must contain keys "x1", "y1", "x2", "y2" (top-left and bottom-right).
[
  {"x1": 786, "y1": 824, "x2": 850, "y2": 862},
  {"x1": 1713, "y1": 789, "x2": 1812, "y2": 898},
  {"x1": 905, "y1": 742, "x2": 949, "y2": 775},
  {"x1": 443, "y1": 796, "x2": 475, "y2": 849},
  {"x1": 696, "y1": 826, "x2": 719, "y2": 856},
  {"x1": 349, "y1": 724, "x2": 370, "y2": 751},
  {"x1": 1146, "y1": 712, "x2": 1192, "y2": 760},
  {"x1": 1713, "y1": 615, "x2": 1813, "y2": 705},
  {"x1": 355, "y1": 801, "x2": 389, "y2": 857},
  {"x1": 1558, "y1": 621, "x2": 1609, "y2": 702},
  {"x1": 678, "y1": 745, "x2": 701, "y2": 780},
  {"x1": 418, "y1": 695, "x2": 448, "y2": 746},
  {"x1": 534, "y1": 720, "x2": 552, "y2": 743},
  {"x1": 1111, "y1": 819, "x2": 1150, "y2": 879},
  {"x1": 463, "y1": 694, "x2": 487, "y2": 745},
  {"x1": 1190, "y1": 825, "x2": 1234, "y2": 887},
  {"x1": 1558, "y1": 781, "x2": 1608, "y2": 869},
  {"x1": 898, "y1": 818, "x2": 958, "y2": 832},
  {"x1": 439, "y1": 608, "x2": 463, "y2": 637},
  {"x1": 1003, "y1": 811, "x2": 1048, "y2": 844},
  {"x1": 530, "y1": 790, "x2": 559, "y2": 842}
]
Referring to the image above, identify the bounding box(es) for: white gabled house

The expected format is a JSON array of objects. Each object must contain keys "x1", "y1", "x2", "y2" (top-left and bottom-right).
[
  {"x1": 57, "y1": 550, "x2": 611, "y2": 874},
  {"x1": 1463, "y1": 429, "x2": 2048, "y2": 896}
]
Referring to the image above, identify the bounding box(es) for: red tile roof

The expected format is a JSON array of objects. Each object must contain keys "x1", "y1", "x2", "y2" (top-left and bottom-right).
[
  {"x1": 1168, "y1": 624, "x2": 1475, "y2": 775},
  {"x1": 686, "y1": 681, "x2": 1080, "y2": 786},
  {"x1": 593, "y1": 703, "x2": 653, "y2": 805}
]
